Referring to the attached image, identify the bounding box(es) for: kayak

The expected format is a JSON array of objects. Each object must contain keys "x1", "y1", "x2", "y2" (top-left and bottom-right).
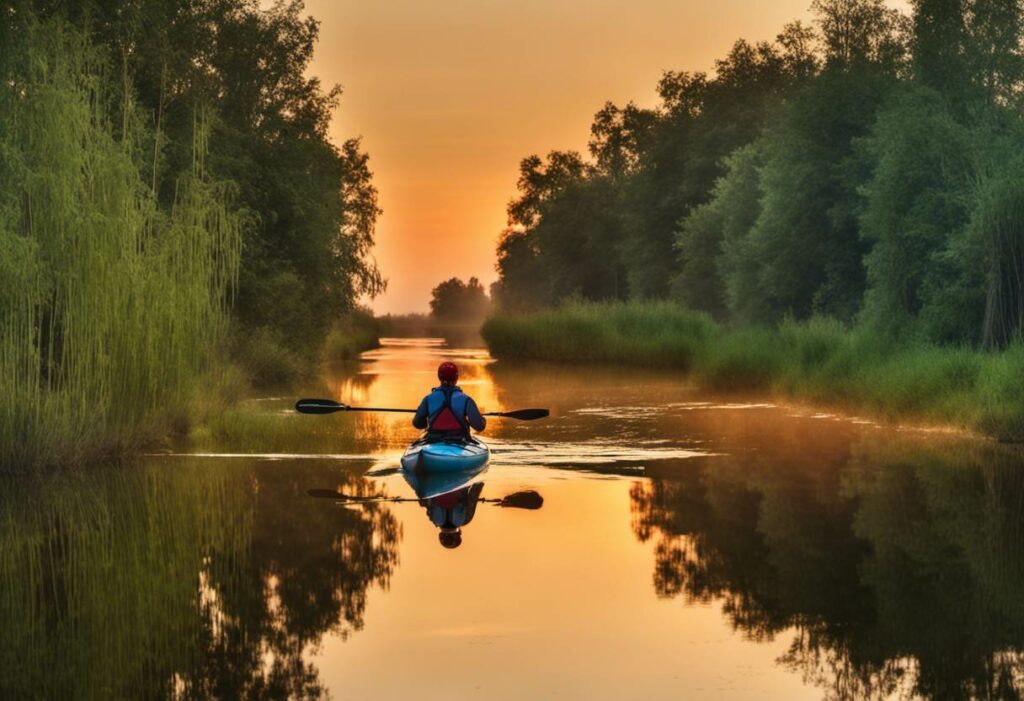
[
  {"x1": 401, "y1": 462, "x2": 488, "y2": 499},
  {"x1": 400, "y1": 437, "x2": 490, "y2": 473}
]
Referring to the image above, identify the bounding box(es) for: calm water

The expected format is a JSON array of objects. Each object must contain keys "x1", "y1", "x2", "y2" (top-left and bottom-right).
[{"x1": 5, "y1": 339, "x2": 1024, "y2": 700}]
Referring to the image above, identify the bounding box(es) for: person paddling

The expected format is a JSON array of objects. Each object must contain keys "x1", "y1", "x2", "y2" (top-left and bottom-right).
[{"x1": 412, "y1": 362, "x2": 486, "y2": 440}]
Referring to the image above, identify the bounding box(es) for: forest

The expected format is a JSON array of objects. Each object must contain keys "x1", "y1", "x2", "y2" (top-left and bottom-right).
[
  {"x1": 0, "y1": 1, "x2": 382, "y2": 468},
  {"x1": 490, "y1": 0, "x2": 1024, "y2": 351}
]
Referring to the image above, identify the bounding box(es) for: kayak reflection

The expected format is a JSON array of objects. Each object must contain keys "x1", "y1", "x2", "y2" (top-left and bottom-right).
[
  {"x1": 308, "y1": 466, "x2": 543, "y2": 550},
  {"x1": 405, "y1": 467, "x2": 545, "y2": 549},
  {"x1": 422, "y1": 482, "x2": 484, "y2": 549}
]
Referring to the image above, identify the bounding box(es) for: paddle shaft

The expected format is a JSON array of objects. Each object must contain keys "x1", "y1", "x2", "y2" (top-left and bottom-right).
[
  {"x1": 295, "y1": 399, "x2": 547, "y2": 420},
  {"x1": 331, "y1": 406, "x2": 518, "y2": 417},
  {"x1": 306, "y1": 489, "x2": 538, "y2": 507}
]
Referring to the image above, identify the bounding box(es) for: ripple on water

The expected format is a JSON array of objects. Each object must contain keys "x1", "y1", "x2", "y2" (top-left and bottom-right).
[
  {"x1": 486, "y1": 437, "x2": 713, "y2": 468},
  {"x1": 570, "y1": 402, "x2": 778, "y2": 420}
]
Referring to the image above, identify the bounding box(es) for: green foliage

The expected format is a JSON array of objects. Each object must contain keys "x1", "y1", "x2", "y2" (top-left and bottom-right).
[
  {"x1": 485, "y1": 303, "x2": 1024, "y2": 439},
  {"x1": 494, "y1": 24, "x2": 819, "y2": 310},
  {"x1": 229, "y1": 326, "x2": 305, "y2": 388},
  {"x1": 972, "y1": 150, "x2": 1024, "y2": 348},
  {"x1": 322, "y1": 308, "x2": 382, "y2": 365},
  {"x1": 30, "y1": 0, "x2": 385, "y2": 358},
  {"x1": 676, "y1": 142, "x2": 765, "y2": 322},
  {"x1": 857, "y1": 85, "x2": 975, "y2": 338},
  {"x1": 492, "y1": 0, "x2": 1024, "y2": 361},
  {"x1": 0, "y1": 20, "x2": 241, "y2": 470},
  {"x1": 0, "y1": 2, "x2": 386, "y2": 467},
  {"x1": 429, "y1": 277, "x2": 491, "y2": 321},
  {"x1": 753, "y1": 67, "x2": 894, "y2": 322},
  {"x1": 482, "y1": 301, "x2": 717, "y2": 367}
]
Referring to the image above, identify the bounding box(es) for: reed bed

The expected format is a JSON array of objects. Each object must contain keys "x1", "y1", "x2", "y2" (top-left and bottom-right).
[
  {"x1": 482, "y1": 302, "x2": 1024, "y2": 440},
  {"x1": 0, "y1": 22, "x2": 241, "y2": 470}
]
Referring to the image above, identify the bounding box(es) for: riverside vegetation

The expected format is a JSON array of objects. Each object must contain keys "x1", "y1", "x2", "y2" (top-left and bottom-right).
[
  {"x1": 0, "y1": 3, "x2": 383, "y2": 470},
  {"x1": 485, "y1": 0, "x2": 1024, "y2": 440},
  {"x1": 482, "y1": 303, "x2": 1024, "y2": 440}
]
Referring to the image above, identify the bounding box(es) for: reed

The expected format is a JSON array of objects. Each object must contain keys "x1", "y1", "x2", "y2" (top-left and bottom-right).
[
  {"x1": 482, "y1": 302, "x2": 1024, "y2": 440},
  {"x1": 0, "y1": 22, "x2": 241, "y2": 470}
]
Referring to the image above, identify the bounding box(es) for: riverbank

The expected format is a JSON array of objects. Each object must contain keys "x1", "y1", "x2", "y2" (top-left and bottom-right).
[{"x1": 481, "y1": 302, "x2": 1024, "y2": 441}]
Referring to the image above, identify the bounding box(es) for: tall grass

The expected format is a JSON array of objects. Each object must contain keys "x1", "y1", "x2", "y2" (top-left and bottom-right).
[
  {"x1": 0, "y1": 23, "x2": 241, "y2": 470},
  {"x1": 482, "y1": 302, "x2": 1024, "y2": 440},
  {"x1": 322, "y1": 308, "x2": 381, "y2": 365}
]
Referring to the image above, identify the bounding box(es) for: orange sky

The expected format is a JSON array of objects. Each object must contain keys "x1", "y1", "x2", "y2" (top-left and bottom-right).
[{"x1": 304, "y1": 0, "x2": 908, "y2": 315}]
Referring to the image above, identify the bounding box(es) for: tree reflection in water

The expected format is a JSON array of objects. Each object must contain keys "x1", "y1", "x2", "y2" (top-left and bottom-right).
[
  {"x1": 0, "y1": 458, "x2": 401, "y2": 700},
  {"x1": 630, "y1": 435, "x2": 1024, "y2": 700}
]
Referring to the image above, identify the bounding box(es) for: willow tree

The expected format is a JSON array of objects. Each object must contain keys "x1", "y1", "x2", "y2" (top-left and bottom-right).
[{"x1": 0, "y1": 20, "x2": 241, "y2": 469}]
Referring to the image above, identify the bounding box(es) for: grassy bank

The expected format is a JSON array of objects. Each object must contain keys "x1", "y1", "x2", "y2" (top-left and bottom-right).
[
  {"x1": 231, "y1": 310, "x2": 380, "y2": 388},
  {"x1": 481, "y1": 302, "x2": 1024, "y2": 441}
]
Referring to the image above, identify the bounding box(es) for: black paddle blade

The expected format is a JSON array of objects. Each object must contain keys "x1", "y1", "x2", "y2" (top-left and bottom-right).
[
  {"x1": 496, "y1": 490, "x2": 544, "y2": 510},
  {"x1": 493, "y1": 408, "x2": 549, "y2": 421},
  {"x1": 308, "y1": 489, "x2": 346, "y2": 499},
  {"x1": 295, "y1": 399, "x2": 347, "y2": 414}
]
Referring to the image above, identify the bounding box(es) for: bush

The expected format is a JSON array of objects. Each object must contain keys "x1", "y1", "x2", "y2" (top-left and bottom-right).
[{"x1": 322, "y1": 311, "x2": 381, "y2": 365}]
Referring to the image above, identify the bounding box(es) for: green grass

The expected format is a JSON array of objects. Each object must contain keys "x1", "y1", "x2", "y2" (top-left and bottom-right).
[
  {"x1": 322, "y1": 309, "x2": 381, "y2": 365},
  {"x1": 481, "y1": 302, "x2": 1024, "y2": 441}
]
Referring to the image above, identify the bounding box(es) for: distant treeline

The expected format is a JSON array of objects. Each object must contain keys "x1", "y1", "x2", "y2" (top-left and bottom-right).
[
  {"x1": 492, "y1": 0, "x2": 1024, "y2": 349},
  {"x1": 0, "y1": 2, "x2": 381, "y2": 467}
]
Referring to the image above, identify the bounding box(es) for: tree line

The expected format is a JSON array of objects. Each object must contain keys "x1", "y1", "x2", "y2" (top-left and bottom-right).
[
  {"x1": 492, "y1": 0, "x2": 1024, "y2": 349},
  {"x1": 0, "y1": 1, "x2": 381, "y2": 466}
]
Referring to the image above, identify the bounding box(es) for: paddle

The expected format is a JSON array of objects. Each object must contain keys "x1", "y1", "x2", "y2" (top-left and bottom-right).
[
  {"x1": 307, "y1": 488, "x2": 544, "y2": 510},
  {"x1": 295, "y1": 398, "x2": 548, "y2": 421}
]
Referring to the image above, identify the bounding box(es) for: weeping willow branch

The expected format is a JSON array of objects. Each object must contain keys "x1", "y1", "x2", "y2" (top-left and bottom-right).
[{"x1": 0, "y1": 21, "x2": 241, "y2": 470}]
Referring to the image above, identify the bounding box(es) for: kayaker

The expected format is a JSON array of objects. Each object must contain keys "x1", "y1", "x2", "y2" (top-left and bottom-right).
[
  {"x1": 421, "y1": 482, "x2": 485, "y2": 549},
  {"x1": 412, "y1": 362, "x2": 486, "y2": 440}
]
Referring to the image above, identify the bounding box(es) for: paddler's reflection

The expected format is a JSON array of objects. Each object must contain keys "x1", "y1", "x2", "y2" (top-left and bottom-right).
[
  {"x1": 423, "y1": 482, "x2": 484, "y2": 549},
  {"x1": 307, "y1": 467, "x2": 543, "y2": 550},
  {"x1": 403, "y1": 467, "x2": 544, "y2": 549}
]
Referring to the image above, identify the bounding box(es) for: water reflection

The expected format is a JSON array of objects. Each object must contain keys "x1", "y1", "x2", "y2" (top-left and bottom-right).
[
  {"x1": 9, "y1": 338, "x2": 1024, "y2": 700},
  {"x1": 310, "y1": 467, "x2": 545, "y2": 551},
  {"x1": 630, "y1": 434, "x2": 1024, "y2": 700},
  {"x1": 405, "y1": 467, "x2": 487, "y2": 549},
  {"x1": 0, "y1": 459, "x2": 400, "y2": 700}
]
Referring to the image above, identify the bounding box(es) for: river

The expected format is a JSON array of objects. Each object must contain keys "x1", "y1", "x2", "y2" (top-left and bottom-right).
[{"x1": 4, "y1": 338, "x2": 1024, "y2": 700}]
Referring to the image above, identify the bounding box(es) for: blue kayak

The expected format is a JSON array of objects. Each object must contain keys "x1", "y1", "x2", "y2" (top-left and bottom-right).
[
  {"x1": 401, "y1": 462, "x2": 488, "y2": 499},
  {"x1": 400, "y1": 437, "x2": 490, "y2": 473}
]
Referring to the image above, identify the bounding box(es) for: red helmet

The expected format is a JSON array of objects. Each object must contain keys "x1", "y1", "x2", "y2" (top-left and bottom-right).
[{"x1": 437, "y1": 361, "x2": 459, "y2": 384}]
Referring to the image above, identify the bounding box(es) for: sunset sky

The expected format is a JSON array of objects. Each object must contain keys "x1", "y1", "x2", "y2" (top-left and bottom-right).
[{"x1": 304, "y1": 0, "x2": 909, "y2": 315}]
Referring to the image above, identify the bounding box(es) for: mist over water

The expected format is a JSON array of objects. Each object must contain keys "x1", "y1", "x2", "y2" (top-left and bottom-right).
[{"x1": 4, "y1": 338, "x2": 1024, "y2": 700}]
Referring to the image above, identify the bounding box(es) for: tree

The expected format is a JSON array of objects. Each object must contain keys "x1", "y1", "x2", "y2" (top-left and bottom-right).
[
  {"x1": 911, "y1": 0, "x2": 971, "y2": 100},
  {"x1": 429, "y1": 277, "x2": 491, "y2": 321},
  {"x1": 812, "y1": 0, "x2": 910, "y2": 69},
  {"x1": 858, "y1": 86, "x2": 975, "y2": 340},
  {"x1": 675, "y1": 143, "x2": 767, "y2": 322},
  {"x1": 27, "y1": 0, "x2": 386, "y2": 357},
  {"x1": 966, "y1": 0, "x2": 1024, "y2": 105},
  {"x1": 493, "y1": 152, "x2": 590, "y2": 309}
]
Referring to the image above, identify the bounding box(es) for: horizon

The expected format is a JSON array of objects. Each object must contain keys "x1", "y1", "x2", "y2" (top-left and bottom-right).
[{"x1": 306, "y1": 0, "x2": 909, "y2": 315}]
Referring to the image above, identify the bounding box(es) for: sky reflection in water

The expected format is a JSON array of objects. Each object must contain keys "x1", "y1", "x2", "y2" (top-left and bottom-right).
[{"x1": 4, "y1": 338, "x2": 1024, "y2": 700}]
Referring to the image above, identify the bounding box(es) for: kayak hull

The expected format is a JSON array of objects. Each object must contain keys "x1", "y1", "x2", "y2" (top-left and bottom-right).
[
  {"x1": 402, "y1": 463, "x2": 488, "y2": 500},
  {"x1": 400, "y1": 438, "x2": 490, "y2": 473}
]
